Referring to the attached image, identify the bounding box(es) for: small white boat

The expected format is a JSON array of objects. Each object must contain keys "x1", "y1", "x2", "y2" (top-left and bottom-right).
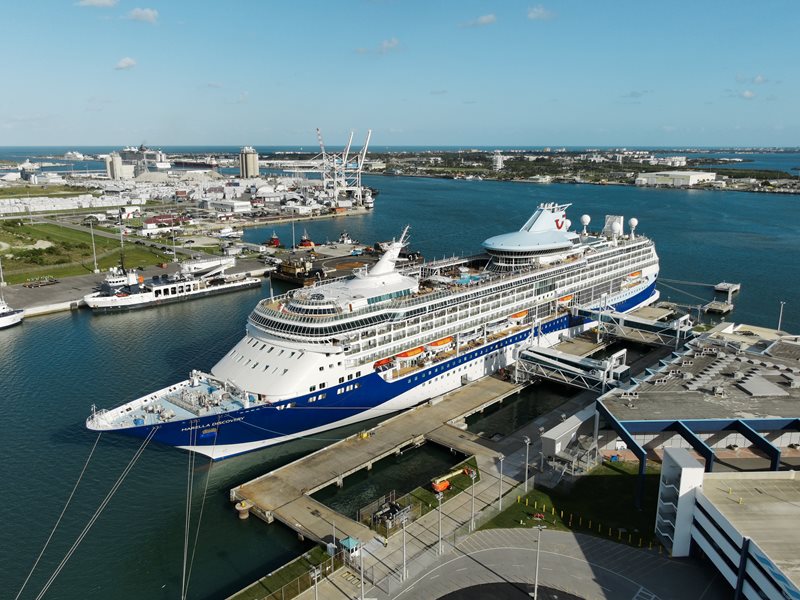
[{"x1": 0, "y1": 257, "x2": 24, "y2": 329}]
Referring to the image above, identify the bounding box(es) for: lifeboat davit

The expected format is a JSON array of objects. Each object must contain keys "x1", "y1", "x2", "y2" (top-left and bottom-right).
[
  {"x1": 509, "y1": 309, "x2": 528, "y2": 322},
  {"x1": 427, "y1": 336, "x2": 454, "y2": 351},
  {"x1": 373, "y1": 357, "x2": 393, "y2": 370},
  {"x1": 396, "y1": 347, "x2": 424, "y2": 360}
]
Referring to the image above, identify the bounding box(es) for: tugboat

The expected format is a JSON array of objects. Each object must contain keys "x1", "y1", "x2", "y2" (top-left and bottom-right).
[
  {"x1": 264, "y1": 231, "x2": 281, "y2": 247},
  {"x1": 337, "y1": 231, "x2": 357, "y2": 245},
  {"x1": 298, "y1": 229, "x2": 315, "y2": 249}
]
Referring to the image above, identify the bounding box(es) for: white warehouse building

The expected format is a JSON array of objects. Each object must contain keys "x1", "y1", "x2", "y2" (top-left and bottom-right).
[{"x1": 635, "y1": 170, "x2": 716, "y2": 187}]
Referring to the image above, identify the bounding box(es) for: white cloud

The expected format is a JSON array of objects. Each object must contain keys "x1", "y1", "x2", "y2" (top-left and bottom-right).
[
  {"x1": 528, "y1": 5, "x2": 555, "y2": 20},
  {"x1": 462, "y1": 14, "x2": 496, "y2": 27},
  {"x1": 753, "y1": 74, "x2": 768, "y2": 84},
  {"x1": 127, "y1": 8, "x2": 158, "y2": 24},
  {"x1": 114, "y1": 57, "x2": 136, "y2": 70},
  {"x1": 379, "y1": 38, "x2": 399, "y2": 53},
  {"x1": 76, "y1": 0, "x2": 118, "y2": 6},
  {"x1": 740, "y1": 89, "x2": 756, "y2": 100},
  {"x1": 356, "y1": 38, "x2": 400, "y2": 55},
  {"x1": 621, "y1": 90, "x2": 652, "y2": 99}
]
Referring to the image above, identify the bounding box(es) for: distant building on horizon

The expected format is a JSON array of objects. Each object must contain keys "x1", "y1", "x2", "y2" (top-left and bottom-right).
[
  {"x1": 105, "y1": 152, "x2": 134, "y2": 180},
  {"x1": 492, "y1": 150, "x2": 505, "y2": 171},
  {"x1": 635, "y1": 170, "x2": 715, "y2": 187},
  {"x1": 239, "y1": 146, "x2": 259, "y2": 178}
]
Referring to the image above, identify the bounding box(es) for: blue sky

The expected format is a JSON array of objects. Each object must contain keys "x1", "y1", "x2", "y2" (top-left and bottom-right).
[{"x1": 2, "y1": 0, "x2": 798, "y2": 147}]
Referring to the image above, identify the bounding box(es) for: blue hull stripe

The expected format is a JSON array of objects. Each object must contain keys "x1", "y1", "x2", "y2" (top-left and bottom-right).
[{"x1": 114, "y1": 281, "x2": 658, "y2": 453}]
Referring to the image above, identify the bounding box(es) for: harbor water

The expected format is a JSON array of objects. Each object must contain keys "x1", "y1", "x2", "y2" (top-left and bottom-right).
[{"x1": 2, "y1": 173, "x2": 799, "y2": 599}]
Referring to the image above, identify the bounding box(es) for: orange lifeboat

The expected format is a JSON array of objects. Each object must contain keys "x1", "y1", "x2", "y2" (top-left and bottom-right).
[
  {"x1": 373, "y1": 357, "x2": 393, "y2": 370},
  {"x1": 509, "y1": 309, "x2": 528, "y2": 322},
  {"x1": 557, "y1": 294, "x2": 574, "y2": 304},
  {"x1": 427, "y1": 336, "x2": 454, "y2": 351},
  {"x1": 396, "y1": 347, "x2": 424, "y2": 360},
  {"x1": 628, "y1": 270, "x2": 642, "y2": 278}
]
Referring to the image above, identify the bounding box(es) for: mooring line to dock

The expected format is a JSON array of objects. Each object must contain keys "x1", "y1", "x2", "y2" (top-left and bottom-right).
[
  {"x1": 181, "y1": 426, "x2": 197, "y2": 600},
  {"x1": 658, "y1": 281, "x2": 714, "y2": 304},
  {"x1": 14, "y1": 434, "x2": 102, "y2": 600},
  {"x1": 659, "y1": 278, "x2": 715, "y2": 287},
  {"x1": 33, "y1": 427, "x2": 158, "y2": 600},
  {"x1": 183, "y1": 433, "x2": 217, "y2": 600}
]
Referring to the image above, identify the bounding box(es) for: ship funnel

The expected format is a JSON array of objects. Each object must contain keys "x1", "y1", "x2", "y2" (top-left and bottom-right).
[{"x1": 369, "y1": 225, "x2": 409, "y2": 277}]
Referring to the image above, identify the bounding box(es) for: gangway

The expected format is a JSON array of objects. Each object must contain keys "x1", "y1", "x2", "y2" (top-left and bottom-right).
[
  {"x1": 514, "y1": 345, "x2": 629, "y2": 392},
  {"x1": 572, "y1": 306, "x2": 693, "y2": 348}
]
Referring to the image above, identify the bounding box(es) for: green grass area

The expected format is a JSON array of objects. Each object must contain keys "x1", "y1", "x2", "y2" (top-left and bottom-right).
[
  {"x1": 406, "y1": 456, "x2": 480, "y2": 517},
  {"x1": 0, "y1": 221, "x2": 168, "y2": 283},
  {"x1": 481, "y1": 460, "x2": 661, "y2": 548},
  {"x1": 231, "y1": 545, "x2": 342, "y2": 600},
  {"x1": 0, "y1": 184, "x2": 95, "y2": 199}
]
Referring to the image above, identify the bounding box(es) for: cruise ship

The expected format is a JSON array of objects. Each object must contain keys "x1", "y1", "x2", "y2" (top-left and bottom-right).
[{"x1": 87, "y1": 203, "x2": 660, "y2": 459}]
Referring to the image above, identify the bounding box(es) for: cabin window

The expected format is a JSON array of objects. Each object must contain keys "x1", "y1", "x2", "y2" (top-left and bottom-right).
[
  {"x1": 338, "y1": 377, "x2": 345, "y2": 384},
  {"x1": 155, "y1": 290, "x2": 161, "y2": 298},
  {"x1": 308, "y1": 396, "x2": 317, "y2": 403},
  {"x1": 319, "y1": 393, "x2": 326, "y2": 399},
  {"x1": 337, "y1": 389, "x2": 344, "y2": 395},
  {"x1": 354, "y1": 383, "x2": 361, "y2": 389},
  {"x1": 319, "y1": 382, "x2": 326, "y2": 389},
  {"x1": 347, "y1": 374, "x2": 353, "y2": 381},
  {"x1": 356, "y1": 371, "x2": 361, "y2": 377},
  {"x1": 309, "y1": 385, "x2": 316, "y2": 392},
  {"x1": 319, "y1": 366, "x2": 324, "y2": 371}
]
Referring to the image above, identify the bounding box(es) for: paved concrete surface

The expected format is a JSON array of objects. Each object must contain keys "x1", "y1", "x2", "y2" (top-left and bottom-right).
[
  {"x1": 703, "y1": 471, "x2": 800, "y2": 589},
  {"x1": 298, "y1": 529, "x2": 730, "y2": 600}
]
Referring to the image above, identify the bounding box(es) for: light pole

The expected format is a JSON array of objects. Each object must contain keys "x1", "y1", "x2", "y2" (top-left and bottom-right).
[
  {"x1": 498, "y1": 455, "x2": 505, "y2": 510},
  {"x1": 534, "y1": 524, "x2": 547, "y2": 600},
  {"x1": 469, "y1": 468, "x2": 477, "y2": 532},
  {"x1": 436, "y1": 491, "x2": 444, "y2": 555},
  {"x1": 401, "y1": 516, "x2": 407, "y2": 581},
  {"x1": 89, "y1": 221, "x2": 99, "y2": 273},
  {"x1": 523, "y1": 436, "x2": 531, "y2": 493},
  {"x1": 778, "y1": 301, "x2": 786, "y2": 331},
  {"x1": 311, "y1": 567, "x2": 320, "y2": 600},
  {"x1": 359, "y1": 541, "x2": 364, "y2": 600}
]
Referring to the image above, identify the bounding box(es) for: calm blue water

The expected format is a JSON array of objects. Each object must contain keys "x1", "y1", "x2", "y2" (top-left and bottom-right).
[{"x1": 1, "y1": 174, "x2": 799, "y2": 600}]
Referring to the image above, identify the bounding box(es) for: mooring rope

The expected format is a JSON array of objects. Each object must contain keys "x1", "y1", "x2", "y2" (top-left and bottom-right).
[
  {"x1": 33, "y1": 427, "x2": 158, "y2": 600},
  {"x1": 14, "y1": 434, "x2": 102, "y2": 600}
]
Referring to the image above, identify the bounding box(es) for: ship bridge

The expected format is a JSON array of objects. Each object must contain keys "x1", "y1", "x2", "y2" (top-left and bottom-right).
[{"x1": 482, "y1": 203, "x2": 581, "y2": 271}]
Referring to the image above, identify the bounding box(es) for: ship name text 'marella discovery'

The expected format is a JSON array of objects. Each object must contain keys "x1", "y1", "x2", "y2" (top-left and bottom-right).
[{"x1": 87, "y1": 203, "x2": 660, "y2": 459}]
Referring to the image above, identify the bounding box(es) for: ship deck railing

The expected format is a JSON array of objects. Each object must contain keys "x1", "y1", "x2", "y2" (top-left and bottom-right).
[{"x1": 253, "y1": 263, "x2": 547, "y2": 326}]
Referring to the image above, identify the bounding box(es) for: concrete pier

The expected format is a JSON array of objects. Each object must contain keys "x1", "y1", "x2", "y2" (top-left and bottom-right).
[{"x1": 230, "y1": 377, "x2": 522, "y2": 546}]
